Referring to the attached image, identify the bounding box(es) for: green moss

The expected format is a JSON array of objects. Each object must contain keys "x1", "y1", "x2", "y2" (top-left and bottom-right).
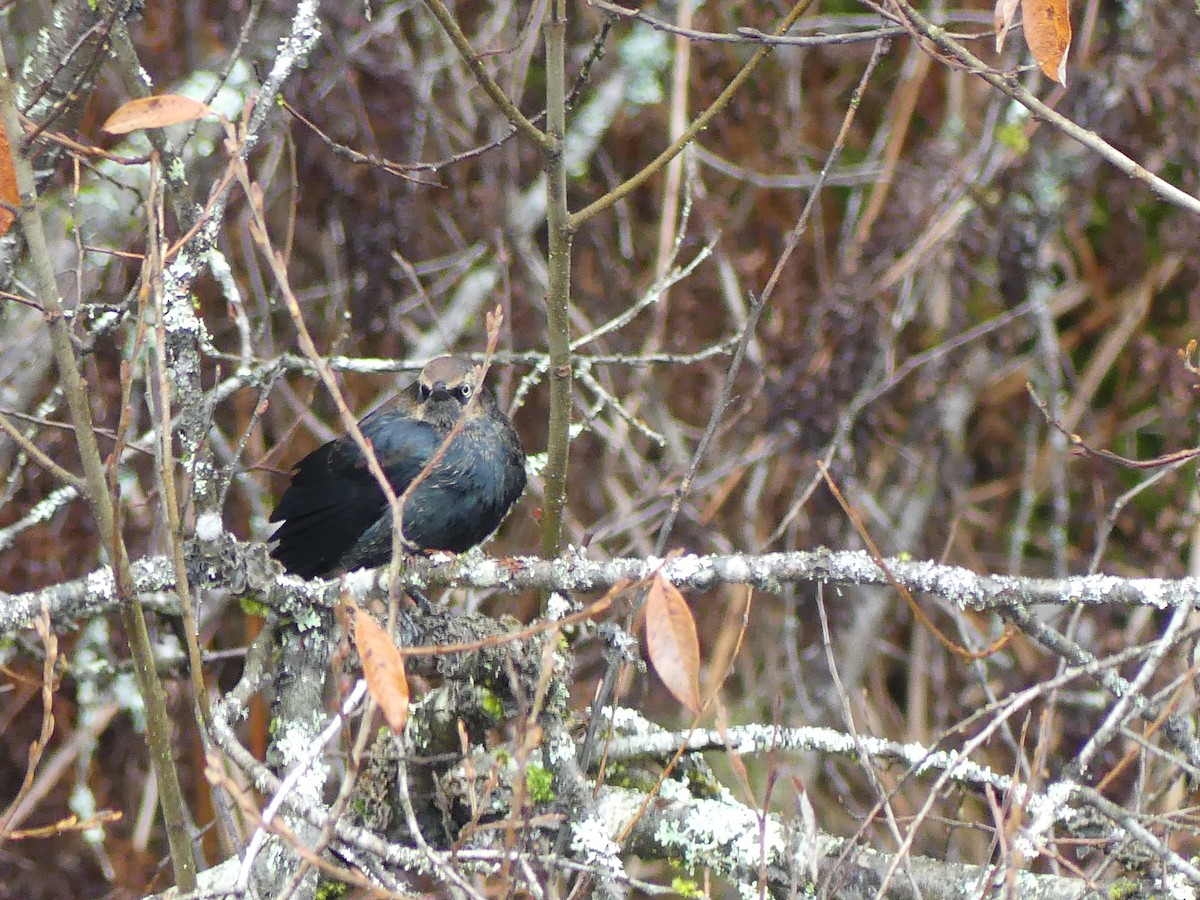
[
  {"x1": 525, "y1": 764, "x2": 555, "y2": 805},
  {"x1": 670, "y1": 876, "x2": 704, "y2": 897},
  {"x1": 684, "y1": 767, "x2": 722, "y2": 798},
  {"x1": 239, "y1": 595, "x2": 269, "y2": 617},
  {"x1": 1106, "y1": 878, "x2": 1137, "y2": 899},
  {"x1": 480, "y1": 689, "x2": 505, "y2": 722},
  {"x1": 604, "y1": 762, "x2": 636, "y2": 788},
  {"x1": 315, "y1": 880, "x2": 350, "y2": 900},
  {"x1": 996, "y1": 122, "x2": 1030, "y2": 154}
]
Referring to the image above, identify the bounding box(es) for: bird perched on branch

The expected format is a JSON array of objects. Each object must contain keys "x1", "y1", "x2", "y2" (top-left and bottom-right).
[{"x1": 269, "y1": 356, "x2": 526, "y2": 579}]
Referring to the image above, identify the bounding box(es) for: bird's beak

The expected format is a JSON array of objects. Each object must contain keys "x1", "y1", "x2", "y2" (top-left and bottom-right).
[{"x1": 429, "y1": 382, "x2": 452, "y2": 402}]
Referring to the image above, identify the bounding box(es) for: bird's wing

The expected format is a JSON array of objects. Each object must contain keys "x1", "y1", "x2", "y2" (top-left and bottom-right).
[
  {"x1": 359, "y1": 407, "x2": 445, "y2": 486},
  {"x1": 269, "y1": 411, "x2": 442, "y2": 577}
]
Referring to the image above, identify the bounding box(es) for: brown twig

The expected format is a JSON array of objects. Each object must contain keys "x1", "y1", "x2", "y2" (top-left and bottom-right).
[
  {"x1": 570, "y1": 0, "x2": 819, "y2": 228},
  {"x1": 1026, "y1": 382, "x2": 1200, "y2": 471},
  {"x1": 0, "y1": 409, "x2": 84, "y2": 489},
  {"x1": 819, "y1": 462, "x2": 1014, "y2": 661},
  {"x1": 416, "y1": 0, "x2": 551, "y2": 151},
  {"x1": 0, "y1": 604, "x2": 57, "y2": 838}
]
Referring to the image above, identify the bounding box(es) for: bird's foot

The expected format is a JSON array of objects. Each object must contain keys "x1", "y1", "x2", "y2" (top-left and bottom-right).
[{"x1": 406, "y1": 587, "x2": 434, "y2": 611}]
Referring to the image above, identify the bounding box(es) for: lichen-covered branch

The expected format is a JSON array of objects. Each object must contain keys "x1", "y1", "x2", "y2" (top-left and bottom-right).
[
  {"x1": 157, "y1": 0, "x2": 321, "y2": 518},
  {"x1": 4, "y1": 534, "x2": 1198, "y2": 636},
  {"x1": 605, "y1": 782, "x2": 1102, "y2": 899}
]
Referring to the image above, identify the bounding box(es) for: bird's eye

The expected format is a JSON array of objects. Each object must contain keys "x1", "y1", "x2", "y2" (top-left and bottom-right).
[
  {"x1": 417, "y1": 384, "x2": 431, "y2": 400},
  {"x1": 455, "y1": 383, "x2": 473, "y2": 400}
]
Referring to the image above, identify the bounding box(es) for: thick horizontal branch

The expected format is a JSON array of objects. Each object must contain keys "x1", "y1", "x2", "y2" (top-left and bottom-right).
[
  {"x1": 603, "y1": 783, "x2": 1102, "y2": 899},
  {"x1": 1, "y1": 530, "x2": 1194, "y2": 635},
  {"x1": 607, "y1": 721, "x2": 1070, "y2": 821}
]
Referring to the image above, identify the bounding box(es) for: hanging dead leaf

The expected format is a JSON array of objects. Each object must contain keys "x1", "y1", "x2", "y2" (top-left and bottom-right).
[
  {"x1": 353, "y1": 604, "x2": 410, "y2": 734},
  {"x1": 101, "y1": 95, "x2": 214, "y2": 135},
  {"x1": 1023, "y1": 0, "x2": 1072, "y2": 84},
  {"x1": 645, "y1": 573, "x2": 702, "y2": 714},
  {"x1": 993, "y1": 0, "x2": 1020, "y2": 52},
  {"x1": 0, "y1": 118, "x2": 17, "y2": 237}
]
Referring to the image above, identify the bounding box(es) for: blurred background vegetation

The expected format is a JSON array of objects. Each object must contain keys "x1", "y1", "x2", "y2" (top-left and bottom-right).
[{"x1": 2, "y1": 0, "x2": 1200, "y2": 894}]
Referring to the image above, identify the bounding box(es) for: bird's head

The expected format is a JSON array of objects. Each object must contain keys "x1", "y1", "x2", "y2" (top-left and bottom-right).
[{"x1": 411, "y1": 355, "x2": 489, "y2": 428}]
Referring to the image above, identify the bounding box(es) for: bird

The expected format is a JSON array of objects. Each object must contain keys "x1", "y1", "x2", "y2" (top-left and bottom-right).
[{"x1": 268, "y1": 355, "x2": 526, "y2": 579}]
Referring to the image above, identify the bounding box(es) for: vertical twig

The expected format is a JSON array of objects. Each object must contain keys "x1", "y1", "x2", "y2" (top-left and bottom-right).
[
  {"x1": 0, "y1": 44, "x2": 197, "y2": 889},
  {"x1": 652, "y1": 0, "x2": 694, "y2": 283},
  {"x1": 540, "y1": 0, "x2": 573, "y2": 559},
  {"x1": 146, "y1": 155, "x2": 214, "y2": 733}
]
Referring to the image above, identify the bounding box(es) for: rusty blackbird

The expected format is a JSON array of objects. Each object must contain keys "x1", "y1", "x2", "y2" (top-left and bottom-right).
[{"x1": 269, "y1": 356, "x2": 526, "y2": 579}]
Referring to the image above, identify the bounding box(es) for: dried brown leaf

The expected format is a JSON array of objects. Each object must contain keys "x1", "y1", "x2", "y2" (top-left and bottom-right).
[
  {"x1": 645, "y1": 573, "x2": 702, "y2": 714},
  {"x1": 354, "y1": 604, "x2": 410, "y2": 734},
  {"x1": 101, "y1": 95, "x2": 214, "y2": 135},
  {"x1": 0, "y1": 118, "x2": 16, "y2": 237},
  {"x1": 1024, "y1": 0, "x2": 1072, "y2": 84}
]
